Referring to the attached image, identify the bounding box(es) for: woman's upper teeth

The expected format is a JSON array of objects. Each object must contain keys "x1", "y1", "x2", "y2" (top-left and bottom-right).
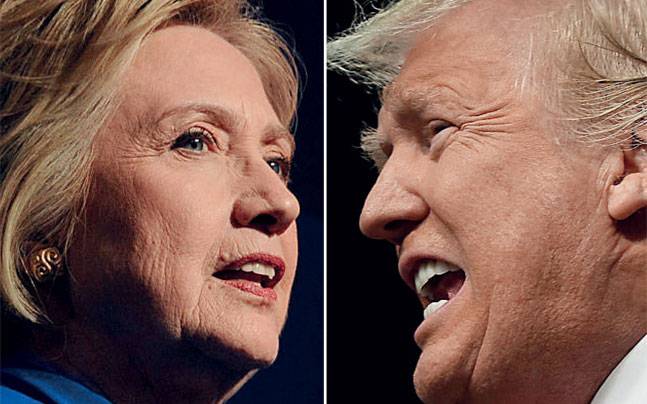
[
  {"x1": 237, "y1": 262, "x2": 276, "y2": 279},
  {"x1": 414, "y1": 260, "x2": 461, "y2": 295}
]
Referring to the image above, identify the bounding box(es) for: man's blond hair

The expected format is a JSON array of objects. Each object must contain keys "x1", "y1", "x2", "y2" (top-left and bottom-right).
[{"x1": 328, "y1": 0, "x2": 647, "y2": 148}]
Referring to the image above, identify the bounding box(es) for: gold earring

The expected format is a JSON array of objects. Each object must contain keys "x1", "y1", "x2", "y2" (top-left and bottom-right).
[{"x1": 29, "y1": 247, "x2": 63, "y2": 282}]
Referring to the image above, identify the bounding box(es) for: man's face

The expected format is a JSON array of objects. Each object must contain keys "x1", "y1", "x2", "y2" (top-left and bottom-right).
[{"x1": 359, "y1": 1, "x2": 640, "y2": 402}]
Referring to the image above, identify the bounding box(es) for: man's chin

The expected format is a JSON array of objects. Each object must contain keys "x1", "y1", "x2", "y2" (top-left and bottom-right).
[{"x1": 413, "y1": 339, "x2": 478, "y2": 404}]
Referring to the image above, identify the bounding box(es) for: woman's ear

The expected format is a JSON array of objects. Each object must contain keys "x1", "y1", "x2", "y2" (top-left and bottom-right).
[{"x1": 608, "y1": 131, "x2": 647, "y2": 220}]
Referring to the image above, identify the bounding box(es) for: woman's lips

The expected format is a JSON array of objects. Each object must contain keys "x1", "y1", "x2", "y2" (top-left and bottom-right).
[
  {"x1": 213, "y1": 253, "x2": 286, "y2": 300},
  {"x1": 219, "y1": 279, "x2": 279, "y2": 300}
]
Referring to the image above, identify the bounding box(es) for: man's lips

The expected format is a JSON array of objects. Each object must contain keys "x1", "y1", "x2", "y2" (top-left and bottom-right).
[
  {"x1": 213, "y1": 253, "x2": 285, "y2": 299},
  {"x1": 398, "y1": 254, "x2": 456, "y2": 291},
  {"x1": 399, "y1": 254, "x2": 466, "y2": 318}
]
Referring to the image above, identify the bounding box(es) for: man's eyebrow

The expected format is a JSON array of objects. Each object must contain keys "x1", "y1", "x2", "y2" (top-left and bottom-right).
[
  {"x1": 360, "y1": 126, "x2": 388, "y2": 170},
  {"x1": 381, "y1": 77, "x2": 447, "y2": 117},
  {"x1": 380, "y1": 81, "x2": 396, "y2": 106}
]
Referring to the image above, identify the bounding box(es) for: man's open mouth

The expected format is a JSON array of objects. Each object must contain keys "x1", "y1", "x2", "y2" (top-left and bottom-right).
[
  {"x1": 414, "y1": 260, "x2": 466, "y2": 319},
  {"x1": 213, "y1": 254, "x2": 285, "y2": 299}
]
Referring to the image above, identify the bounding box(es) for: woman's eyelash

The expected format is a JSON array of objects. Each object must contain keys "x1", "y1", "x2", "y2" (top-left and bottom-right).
[
  {"x1": 169, "y1": 127, "x2": 292, "y2": 182},
  {"x1": 267, "y1": 157, "x2": 292, "y2": 183},
  {"x1": 170, "y1": 127, "x2": 215, "y2": 152}
]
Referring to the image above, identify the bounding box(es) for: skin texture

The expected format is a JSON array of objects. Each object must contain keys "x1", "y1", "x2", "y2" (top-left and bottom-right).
[
  {"x1": 44, "y1": 26, "x2": 299, "y2": 403},
  {"x1": 359, "y1": 0, "x2": 647, "y2": 403}
]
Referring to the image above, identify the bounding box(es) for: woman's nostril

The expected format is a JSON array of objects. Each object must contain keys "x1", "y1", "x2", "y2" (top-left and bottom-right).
[{"x1": 250, "y1": 213, "x2": 278, "y2": 229}]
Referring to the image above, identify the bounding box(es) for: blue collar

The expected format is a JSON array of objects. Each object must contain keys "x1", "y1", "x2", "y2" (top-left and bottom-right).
[{"x1": 1, "y1": 352, "x2": 111, "y2": 404}]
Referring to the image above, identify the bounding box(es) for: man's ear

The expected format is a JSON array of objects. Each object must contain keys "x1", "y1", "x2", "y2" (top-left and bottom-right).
[{"x1": 608, "y1": 132, "x2": 647, "y2": 220}]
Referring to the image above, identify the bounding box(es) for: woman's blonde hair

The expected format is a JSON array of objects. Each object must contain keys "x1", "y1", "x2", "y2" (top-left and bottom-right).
[{"x1": 0, "y1": 0, "x2": 298, "y2": 323}]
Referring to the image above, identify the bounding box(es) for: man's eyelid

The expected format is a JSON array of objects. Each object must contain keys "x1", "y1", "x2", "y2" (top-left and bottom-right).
[
  {"x1": 381, "y1": 140, "x2": 393, "y2": 157},
  {"x1": 423, "y1": 119, "x2": 454, "y2": 135}
]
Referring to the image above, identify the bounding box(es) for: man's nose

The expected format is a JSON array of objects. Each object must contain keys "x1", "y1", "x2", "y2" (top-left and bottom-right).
[
  {"x1": 232, "y1": 163, "x2": 300, "y2": 235},
  {"x1": 359, "y1": 161, "x2": 428, "y2": 245}
]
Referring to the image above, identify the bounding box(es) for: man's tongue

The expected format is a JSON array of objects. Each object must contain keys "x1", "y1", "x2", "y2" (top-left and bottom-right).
[{"x1": 431, "y1": 271, "x2": 465, "y2": 301}]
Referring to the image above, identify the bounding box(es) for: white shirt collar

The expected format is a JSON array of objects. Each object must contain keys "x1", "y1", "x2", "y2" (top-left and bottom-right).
[{"x1": 591, "y1": 334, "x2": 647, "y2": 404}]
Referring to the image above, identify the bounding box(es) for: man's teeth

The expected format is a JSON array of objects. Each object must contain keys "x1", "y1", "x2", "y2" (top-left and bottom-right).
[
  {"x1": 238, "y1": 262, "x2": 276, "y2": 279},
  {"x1": 424, "y1": 300, "x2": 448, "y2": 318},
  {"x1": 414, "y1": 260, "x2": 461, "y2": 294}
]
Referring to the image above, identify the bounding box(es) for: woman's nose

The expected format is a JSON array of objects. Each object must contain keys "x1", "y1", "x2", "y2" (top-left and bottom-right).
[
  {"x1": 359, "y1": 161, "x2": 428, "y2": 245},
  {"x1": 232, "y1": 165, "x2": 300, "y2": 235}
]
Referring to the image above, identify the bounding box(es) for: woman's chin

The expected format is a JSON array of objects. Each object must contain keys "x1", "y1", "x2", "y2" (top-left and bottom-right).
[
  {"x1": 188, "y1": 327, "x2": 281, "y2": 372},
  {"x1": 225, "y1": 338, "x2": 279, "y2": 370}
]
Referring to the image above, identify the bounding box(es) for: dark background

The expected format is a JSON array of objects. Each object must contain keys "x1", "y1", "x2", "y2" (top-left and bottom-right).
[
  {"x1": 327, "y1": 1, "x2": 423, "y2": 403},
  {"x1": 231, "y1": 1, "x2": 323, "y2": 403},
  {"x1": 235, "y1": 0, "x2": 423, "y2": 402}
]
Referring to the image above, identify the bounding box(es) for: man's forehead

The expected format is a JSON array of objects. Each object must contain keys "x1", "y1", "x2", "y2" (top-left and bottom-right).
[
  {"x1": 381, "y1": 78, "x2": 447, "y2": 115},
  {"x1": 379, "y1": 0, "x2": 559, "y2": 116},
  {"x1": 439, "y1": 0, "x2": 564, "y2": 26}
]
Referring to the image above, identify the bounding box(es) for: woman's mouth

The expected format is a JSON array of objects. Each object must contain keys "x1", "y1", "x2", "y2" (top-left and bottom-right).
[
  {"x1": 213, "y1": 253, "x2": 285, "y2": 300},
  {"x1": 413, "y1": 260, "x2": 466, "y2": 319}
]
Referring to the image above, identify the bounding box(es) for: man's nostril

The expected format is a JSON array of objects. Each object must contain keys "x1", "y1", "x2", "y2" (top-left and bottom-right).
[{"x1": 384, "y1": 219, "x2": 406, "y2": 232}]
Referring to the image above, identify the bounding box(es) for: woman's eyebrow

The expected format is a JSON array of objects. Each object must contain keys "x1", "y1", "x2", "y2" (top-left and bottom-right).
[
  {"x1": 124, "y1": 102, "x2": 293, "y2": 153},
  {"x1": 263, "y1": 124, "x2": 296, "y2": 155},
  {"x1": 121, "y1": 102, "x2": 245, "y2": 141},
  {"x1": 155, "y1": 102, "x2": 245, "y2": 134}
]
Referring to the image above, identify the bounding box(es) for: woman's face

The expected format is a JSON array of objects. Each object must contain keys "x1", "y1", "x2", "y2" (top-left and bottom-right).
[{"x1": 67, "y1": 25, "x2": 299, "y2": 375}]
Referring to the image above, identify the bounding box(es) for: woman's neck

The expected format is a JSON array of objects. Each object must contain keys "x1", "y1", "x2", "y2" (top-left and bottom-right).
[{"x1": 30, "y1": 321, "x2": 252, "y2": 403}]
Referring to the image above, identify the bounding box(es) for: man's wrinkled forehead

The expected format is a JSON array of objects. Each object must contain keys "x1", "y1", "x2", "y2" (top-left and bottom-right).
[
  {"x1": 379, "y1": 0, "x2": 560, "y2": 117},
  {"x1": 379, "y1": 78, "x2": 456, "y2": 127}
]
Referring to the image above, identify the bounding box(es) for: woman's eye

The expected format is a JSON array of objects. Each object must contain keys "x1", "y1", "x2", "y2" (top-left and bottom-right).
[
  {"x1": 267, "y1": 158, "x2": 291, "y2": 182},
  {"x1": 171, "y1": 128, "x2": 213, "y2": 153}
]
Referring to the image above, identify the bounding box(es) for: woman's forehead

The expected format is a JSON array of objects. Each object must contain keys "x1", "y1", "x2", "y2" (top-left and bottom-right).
[{"x1": 120, "y1": 25, "x2": 278, "y2": 128}]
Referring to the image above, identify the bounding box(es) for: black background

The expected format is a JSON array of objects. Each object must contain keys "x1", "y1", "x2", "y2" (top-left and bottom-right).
[
  {"x1": 232, "y1": 1, "x2": 323, "y2": 403},
  {"x1": 327, "y1": 1, "x2": 423, "y2": 403},
  {"x1": 234, "y1": 0, "x2": 423, "y2": 402}
]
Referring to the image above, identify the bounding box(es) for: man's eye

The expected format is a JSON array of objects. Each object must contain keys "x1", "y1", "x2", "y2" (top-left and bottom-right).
[
  {"x1": 171, "y1": 128, "x2": 213, "y2": 152},
  {"x1": 267, "y1": 158, "x2": 291, "y2": 182},
  {"x1": 425, "y1": 120, "x2": 458, "y2": 158},
  {"x1": 427, "y1": 120, "x2": 453, "y2": 136}
]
